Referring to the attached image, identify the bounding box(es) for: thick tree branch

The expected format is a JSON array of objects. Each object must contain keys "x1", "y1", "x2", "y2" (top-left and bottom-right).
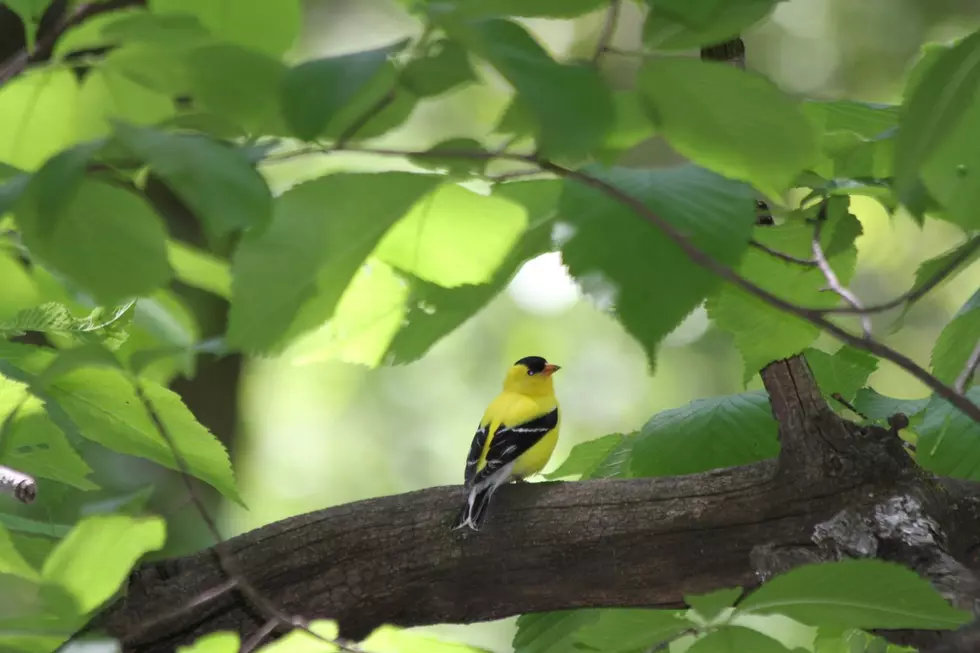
[{"x1": 93, "y1": 357, "x2": 980, "y2": 652}]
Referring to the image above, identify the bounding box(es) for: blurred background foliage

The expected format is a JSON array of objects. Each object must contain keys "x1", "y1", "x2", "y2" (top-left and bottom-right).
[{"x1": 6, "y1": 0, "x2": 980, "y2": 651}]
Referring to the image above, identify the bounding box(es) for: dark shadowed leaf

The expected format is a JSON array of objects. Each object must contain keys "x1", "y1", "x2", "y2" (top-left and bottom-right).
[
  {"x1": 631, "y1": 390, "x2": 778, "y2": 477},
  {"x1": 16, "y1": 179, "x2": 172, "y2": 305},
  {"x1": 560, "y1": 164, "x2": 756, "y2": 369},
  {"x1": 113, "y1": 123, "x2": 272, "y2": 237},
  {"x1": 401, "y1": 39, "x2": 477, "y2": 97},
  {"x1": 894, "y1": 30, "x2": 980, "y2": 203},
  {"x1": 642, "y1": 0, "x2": 781, "y2": 51},
  {"x1": 543, "y1": 433, "x2": 625, "y2": 480},
  {"x1": 637, "y1": 58, "x2": 816, "y2": 196},
  {"x1": 575, "y1": 609, "x2": 691, "y2": 653},
  {"x1": 513, "y1": 610, "x2": 601, "y2": 653},
  {"x1": 852, "y1": 388, "x2": 929, "y2": 422},
  {"x1": 228, "y1": 173, "x2": 440, "y2": 353},
  {"x1": 281, "y1": 40, "x2": 407, "y2": 141},
  {"x1": 740, "y1": 559, "x2": 971, "y2": 630},
  {"x1": 448, "y1": 18, "x2": 614, "y2": 159},
  {"x1": 917, "y1": 386, "x2": 980, "y2": 481},
  {"x1": 148, "y1": 0, "x2": 301, "y2": 56}
]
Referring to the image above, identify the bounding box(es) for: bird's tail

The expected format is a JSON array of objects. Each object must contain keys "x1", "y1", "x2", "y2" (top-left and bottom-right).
[{"x1": 452, "y1": 484, "x2": 498, "y2": 531}]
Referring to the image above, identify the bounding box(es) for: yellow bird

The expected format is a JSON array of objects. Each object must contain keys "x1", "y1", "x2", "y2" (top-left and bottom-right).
[{"x1": 452, "y1": 356, "x2": 561, "y2": 531}]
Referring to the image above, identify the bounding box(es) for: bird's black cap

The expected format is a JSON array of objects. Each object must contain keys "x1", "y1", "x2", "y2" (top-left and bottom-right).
[{"x1": 515, "y1": 356, "x2": 548, "y2": 373}]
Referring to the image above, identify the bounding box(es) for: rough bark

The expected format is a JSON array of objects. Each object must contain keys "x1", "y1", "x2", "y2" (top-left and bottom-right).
[{"x1": 89, "y1": 356, "x2": 980, "y2": 652}]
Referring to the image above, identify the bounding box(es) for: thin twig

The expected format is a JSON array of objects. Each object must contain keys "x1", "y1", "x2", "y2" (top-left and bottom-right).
[
  {"x1": 592, "y1": 0, "x2": 622, "y2": 64},
  {"x1": 810, "y1": 207, "x2": 872, "y2": 337},
  {"x1": 124, "y1": 578, "x2": 239, "y2": 641},
  {"x1": 0, "y1": 464, "x2": 36, "y2": 503},
  {"x1": 748, "y1": 239, "x2": 817, "y2": 266},
  {"x1": 830, "y1": 393, "x2": 869, "y2": 421},
  {"x1": 955, "y1": 340, "x2": 980, "y2": 394},
  {"x1": 239, "y1": 618, "x2": 279, "y2": 653}
]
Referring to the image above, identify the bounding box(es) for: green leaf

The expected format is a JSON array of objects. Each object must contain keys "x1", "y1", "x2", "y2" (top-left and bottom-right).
[
  {"x1": 228, "y1": 173, "x2": 439, "y2": 353},
  {"x1": 149, "y1": 0, "x2": 301, "y2": 57},
  {"x1": 513, "y1": 610, "x2": 601, "y2": 653},
  {"x1": 185, "y1": 44, "x2": 287, "y2": 135},
  {"x1": 437, "y1": 0, "x2": 605, "y2": 18},
  {"x1": 805, "y1": 346, "x2": 879, "y2": 403},
  {"x1": 575, "y1": 609, "x2": 690, "y2": 653},
  {"x1": 0, "y1": 343, "x2": 240, "y2": 503},
  {"x1": 0, "y1": 164, "x2": 30, "y2": 218},
  {"x1": 20, "y1": 141, "x2": 104, "y2": 236},
  {"x1": 543, "y1": 433, "x2": 625, "y2": 480},
  {"x1": 15, "y1": 179, "x2": 172, "y2": 305},
  {"x1": 0, "y1": 68, "x2": 80, "y2": 170},
  {"x1": 909, "y1": 238, "x2": 980, "y2": 304},
  {"x1": 599, "y1": 90, "x2": 657, "y2": 161},
  {"x1": 448, "y1": 18, "x2": 614, "y2": 159},
  {"x1": 0, "y1": 513, "x2": 70, "y2": 539},
  {"x1": 99, "y1": 9, "x2": 211, "y2": 47},
  {"x1": 375, "y1": 183, "x2": 528, "y2": 288},
  {"x1": 919, "y1": 89, "x2": 980, "y2": 230},
  {"x1": 687, "y1": 626, "x2": 790, "y2": 653},
  {"x1": 3, "y1": 0, "x2": 54, "y2": 53},
  {"x1": 401, "y1": 39, "x2": 477, "y2": 97},
  {"x1": 73, "y1": 66, "x2": 175, "y2": 141},
  {"x1": 642, "y1": 0, "x2": 780, "y2": 51},
  {"x1": 41, "y1": 514, "x2": 165, "y2": 614},
  {"x1": 281, "y1": 40, "x2": 405, "y2": 141},
  {"x1": 894, "y1": 30, "x2": 980, "y2": 202},
  {"x1": 385, "y1": 179, "x2": 559, "y2": 364},
  {"x1": 0, "y1": 248, "x2": 39, "y2": 321},
  {"x1": 408, "y1": 138, "x2": 490, "y2": 178},
  {"x1": 802, "y1": 100, "x2": 900, "y2": 138},
  {"x1": 560, "y1": 164, "x2": 756, "y2": 369},
  {"x1": 167, "y1": 241, "x2": 232, "y2": 299},
  {"x1": 741, "y1": 559, "x2": 973, "y2": 630},
  {"x1": 687, "y1": 588, "x2": 743, "y2": 622},
  {"x1": 932, "y1": 289, "x2": 980, "y2": 385},
  {"x1": 917, "y1": 387, "x2": 980, "y2": 481},
  {"x1": 0, "y1": 301, "x2": 134, "y2": 343},
  {"x1": 589, "y1": 436, "x2": 636, "y2": 479},
  {"x1": 637, "y1": 58, "x2": 816, "y2": 196},
  {"x1": 631, "y1": 390, "x2": 778, "y2": 477},
  {"x1": 852, "y1": 388, "x2": 929, "y2": 422},
  {"x1": 113, "y1": 123, "x2": 272, "y2": 238},
  {"x1": 0, "y1": 524, "x2": 38, "y2": 580},
  {"x1": 707, "y1": 199, "x2": 861, "y2": 382},
  {"x1": 177, "y1": 632, "x2": 240, "y2": 653},
  {"x1": 361, "y1": 625, "x2": 494, "y2": 652}
]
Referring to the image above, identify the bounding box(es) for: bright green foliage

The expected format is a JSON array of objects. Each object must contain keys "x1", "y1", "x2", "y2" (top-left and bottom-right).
[
  {"x1": 574, "y1": 609, "x2": 690, "y2": 652},
  {"x1": 560, "y1": 164, "x2": 756, "y2": 369},
  {"x1": 167, "y1": 241, "x2": 232, "y2": 299},
  {"x1": 149, "y1": 0, "x2": 301, "y2": 57},
  {"x1": 41, "y1": 514, "x2": 165, "y2": 615},
  {"x1": 543, "y1": 433, "x2": 626, "y2": 479},
  {"x1": 0, "y1": 523, "x2": 39, "y2": 579},
  {"x1": 446, "y1": 18, "x2": 614, "y2": 159},
  {"x1": 686, "y1": 588, "x2": 743, "y2": 622},
  {"x1": 227, "y1": 173, "x2": 439, "y2": 352},
  {"x1": 932, "y1": 289, "x2": 980, "y2": 385},
  {"x1": 910, "y1": 238, "x2": 980, "y2": 303},
  {"x1": 920, "y1": 90, "x2": 980, "y2": 230},
  {"x1": 805, "y1": 346, "x2": 879, "y2": 403},
  {"x1": 894, "y1": 30, "x2": 980, "y2": 205},
  {"x1": 708, "y1": 200, "x2": 861, "y2": 382},
  {"x1": 917, "y1": 387, "x2": 980, "y2": 481},
  {"x1": 631, "y1": 390, "x2": 778, "y2": 476},
  {"x1": 113, "y1": 123, "x2": 273, "y2": 237},
  {"x1": 0, "y1": 69, "x2": 79, "y2": 170},
  {"x1": 178, "y1": 632, "x2": 240, "y2": 653},
  {"x1": 739, "y1": 559, "x2": 971, "y2": 630},
  {"x1": 440, "y1": 0, "x2": 606, "y2": 18},
  {"x1": 643, "y1": 0, "x2": 782, "y2": 50},
  {"x1": 15, "y1": 179, "x2": 173, "y2": 305},
  {"x1": 638, "y1": 58, "x2": 816, "y2": 196},
  {"x1": 686, "y1": 626, "x2": 790, "y2": 653}
]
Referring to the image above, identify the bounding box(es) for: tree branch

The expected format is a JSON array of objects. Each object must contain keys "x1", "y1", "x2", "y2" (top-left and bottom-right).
[
  {"x1": 811, "y1": 207, "x2": 872, "y2": 337},
  {"x1": 956, "y1": 340, "x2": 980, "y2": 394}
]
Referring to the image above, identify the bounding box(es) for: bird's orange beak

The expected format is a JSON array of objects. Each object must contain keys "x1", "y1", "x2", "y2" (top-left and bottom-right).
[{"x1": 542, "y1": 363, "x2": 561, "y2": 376}]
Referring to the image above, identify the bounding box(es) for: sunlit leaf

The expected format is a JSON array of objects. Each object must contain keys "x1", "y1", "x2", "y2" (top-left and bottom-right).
[
  {"x1": 575, "y1": 609, "x2": 690, "y2": 653},
  {"x1": 707, "y1": 198, "x2": 860, "y2": 382},
  {"x1": 15, "y1": 179, "x2": 172, "y2": 305},
  {"x1": 73, "y1": 67, "x2": 174, "y2": 140},
  {"x1": 362, "y1": 625, "x2": 493, "y2": 652},
  {"x1": 0, "y1": 68, "x2": 80, "y2": 170},
  {"x1": 376, "y1": 183, "x2": 527, "y2": 288},
  {"x1": 42, "y1": 514, "x2": 165, "y2": 614},
  {"x1": 740, "y1": 559, "x2": 971, "y2": 630},
  {"x1": 686, "y1": 626, "x2": 789, "y2": 653},
  {"x1": 113, "y1": 123, "x2": 273, "y2": 237},
  {"x1": 687, "y1": 588, "x2": 743, "y2": 622},
  {"x1": 631, "y1": 390, "x2": 778, "y2": 476},
  {"x1": 917, "y1": 386, "x2": 980, "y2": 481},
  {"x1": 637, "y1": 58, "x2": 816, "y2": 196},
  {"x1": 149, "y1": 0, "x2": 301, "y2": 56},
  {"x1": 920, "y1": 90, "x2": 980, "y2": 230},
  {"x1": 931, "y1": 289, "x2": 980, "y2": 386},
  {"x1": 228, "y1": 173, "x2": 439, "y2": 353},
  {"x1": 448, "y1": 18, "x2": 614, "y2": 159},
  {"x1": 255, "y1": 619, "x2": 338, "y2": 653},
  {"x1": 167, "y1": 241, "x2": 232, "y2": 299},
  {"x1": 0, "y1": 524, "x2": 38, "y2": 580},
  {"x1": 177, "y1": 632, "x2": 240, "y2": 653},
  {"x1": 560, "y1": 164, "x2": 756, "y2": 369}
]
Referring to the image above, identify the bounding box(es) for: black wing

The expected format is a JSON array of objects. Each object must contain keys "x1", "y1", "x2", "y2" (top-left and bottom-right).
[
  {"x1": 463, "y1": 424, "x2": 489, "y2": 487},
  {"x1": 471, "y1": 408, "x2": 558, "y2": 487}
]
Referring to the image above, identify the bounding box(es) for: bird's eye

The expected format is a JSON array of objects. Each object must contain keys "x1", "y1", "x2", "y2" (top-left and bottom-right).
[{"x1": 527, "y1": 369, "x2": 535, "y2": 376}]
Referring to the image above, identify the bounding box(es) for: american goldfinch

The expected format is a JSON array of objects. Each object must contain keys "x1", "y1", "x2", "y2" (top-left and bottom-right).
[{"x1": 452, "y1": 356, "x2": 561, "y2": 531}]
